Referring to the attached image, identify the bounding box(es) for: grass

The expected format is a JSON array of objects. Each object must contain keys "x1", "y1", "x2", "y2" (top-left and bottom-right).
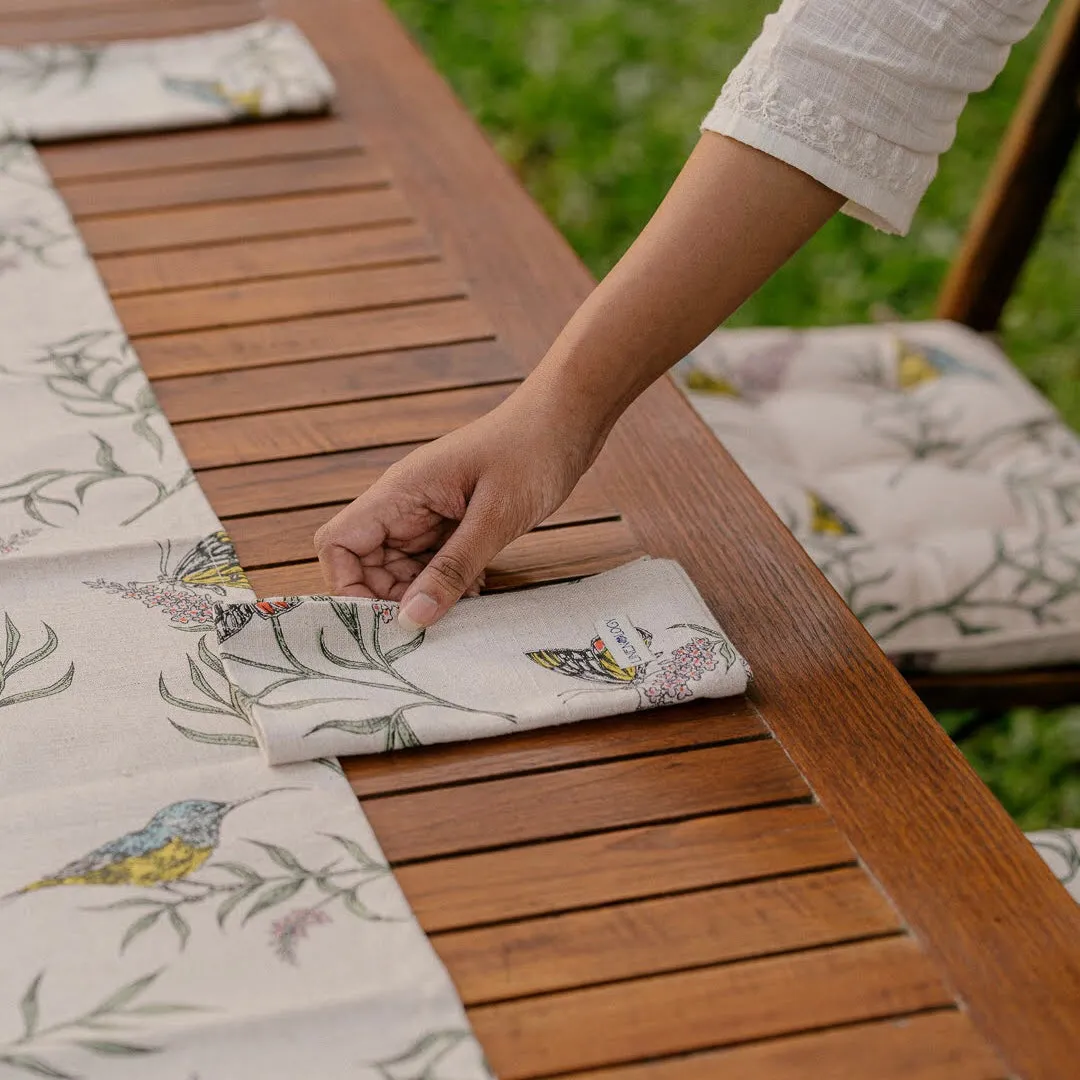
[{"x1": 388, "y1": 0, "x2": 1080, "y2": 828}]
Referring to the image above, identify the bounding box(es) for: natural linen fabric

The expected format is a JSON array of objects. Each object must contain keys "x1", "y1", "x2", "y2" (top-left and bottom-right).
[
  {"x1": 0, "y1": 19, "x2": 335, "y2": 140},
  {"x1": 0, "y1": 24, "x2": 489, "y2": 1080},
  {"x1": 674, "y1": 321, "x2": 1080, "y2": 674},
  {"x1": 702, "y1": 0, "x2": 1048, "y2": 234},
  {"x1": 213, "y1": 559, "x2": 753, "y2": 765}
]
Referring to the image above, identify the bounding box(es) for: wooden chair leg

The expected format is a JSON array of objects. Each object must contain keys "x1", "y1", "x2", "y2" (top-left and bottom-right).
[{"x1": 936, "y1": 0, "x2": 1080, "y2": 331}]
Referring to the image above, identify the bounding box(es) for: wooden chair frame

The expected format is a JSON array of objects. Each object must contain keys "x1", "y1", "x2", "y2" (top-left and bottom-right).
[{"x1": 907, "y1": 0, "x2": 1080, "y2": 710}]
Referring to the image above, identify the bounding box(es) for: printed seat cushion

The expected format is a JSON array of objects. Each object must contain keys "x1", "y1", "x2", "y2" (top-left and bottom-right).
[{"x1": 674, "y1": 321, "x2": 1080, "y2": 673}]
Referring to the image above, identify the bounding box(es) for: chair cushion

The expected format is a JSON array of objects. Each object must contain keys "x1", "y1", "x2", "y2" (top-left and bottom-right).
[
  {"x1": 674, "y1": 321, "x2": 1080, "y2": 672},
  {"x1": 1028, "y1": 829, "x2": 1080, "y2": 904}
]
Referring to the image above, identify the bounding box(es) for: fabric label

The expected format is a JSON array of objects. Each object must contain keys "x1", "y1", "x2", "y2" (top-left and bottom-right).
[{"x1": 595, "y1": 615, "x2": 656, "y2": 670}]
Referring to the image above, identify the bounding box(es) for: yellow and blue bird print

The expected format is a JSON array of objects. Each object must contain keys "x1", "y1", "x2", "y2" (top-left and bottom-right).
[
  {"x1": 807, "y1": 491, "x2": 858, "y2": 537},
  {"x1": 895, "y1": 338, "x2": 993, "y2": 391},
  {"x1": 5, "y1": 788, "x2": 294, "y2": 897},
  {"x1": 162, "y1": 76, "x2": 263, "y2": 118}
]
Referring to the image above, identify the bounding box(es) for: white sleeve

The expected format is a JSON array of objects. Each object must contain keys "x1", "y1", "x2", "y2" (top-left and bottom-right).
[{"x1": 702, "y1": 0, "x2": 1048, "y2": 234}]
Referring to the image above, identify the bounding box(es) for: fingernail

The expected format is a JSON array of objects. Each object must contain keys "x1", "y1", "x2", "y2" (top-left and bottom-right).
[{"x1": 398, "y1": 592, "x2": 438, "y2": 631}]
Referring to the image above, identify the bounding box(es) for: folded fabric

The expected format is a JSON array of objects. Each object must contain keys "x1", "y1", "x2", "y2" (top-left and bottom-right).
[
  {"x1": 214, "y1": 558, "x2": 753, "y2": 765},
  {"x1": 0, "y1": 19, "x2": 334, "y2": 141}
]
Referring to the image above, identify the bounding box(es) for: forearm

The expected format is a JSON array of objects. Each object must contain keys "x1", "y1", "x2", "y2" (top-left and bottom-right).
[{"x1": 520, "y1": 132, "x2": 842, "y2": 438}]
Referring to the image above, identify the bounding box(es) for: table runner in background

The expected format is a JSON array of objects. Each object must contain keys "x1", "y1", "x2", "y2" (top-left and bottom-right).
[{"x1": 0, "y1": 23, "x2": 490, "y2": 1079}]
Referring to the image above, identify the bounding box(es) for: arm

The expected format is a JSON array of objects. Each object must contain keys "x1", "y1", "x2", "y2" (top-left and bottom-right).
[{"x1": 314, "y1": 134, "x2": 841, "y2": 628}]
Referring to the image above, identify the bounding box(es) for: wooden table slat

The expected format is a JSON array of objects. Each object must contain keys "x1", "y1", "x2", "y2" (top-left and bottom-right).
[
  {"x1": 81, "y1": 188, "x2": 409, "y2": 256},
  {"x1": 469, "y1": 936, "x2": 952, "y2": 1080},
  {"x1": 0, "y1": 0, "x2": 180, "y2": 20},
  {"x1": 176, "y1": 382, "x2": 513, "y2": 467},
  {"x1": 562, "y1": 1011, "x2": 1007, "y2": 1080},
  {"x1": 140, "y1": 298, "x2": 494, "y2": 377},
  {"x1": 123, "y1": 260, "x2": 460, "y2": 337},
  {"x1": 363, "y1": 739, "x2": 808, "y2": 864},
  {"x1": 344, "y1": 700, "x2": 765, "y2": 797},
  {"x1": 396, "y1": 804, "x2": 855, "y2": 932},
  {"x1": 226, "y1": 485, "x2": 621, "y2": 568},
  {"x1": 155, "y1": 340, "x2": 520, "y2": 423},
  {"x1": 41, "y1": 118, "x2": 360, "y2": 180},
  {"x1": 196, "y1": 445, "x2": 429, "y2": 517},
  {"x1": 434, "y1": 866, "x2": 901, "y2": 1004},
  {"x1": 0, "y1": 1, "x2": 261, "y2": 44},
  {"x1": 97, "y1": 223, "x2": 436, "y2": 296},
  {"x1": 246, "y1": 518, "x2": 644, "y2": 596},
  {"x1": 64, "y1": 151, "x2": 386, "y2": 217}
]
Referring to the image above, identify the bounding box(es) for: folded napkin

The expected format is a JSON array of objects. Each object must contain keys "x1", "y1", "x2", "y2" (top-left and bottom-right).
[
  {"x1": 1, "y1": 19, "x2": 334, "y2": 141},
  {"x1": 214, "y1": 558, "x2": 752, "y2": 765}
]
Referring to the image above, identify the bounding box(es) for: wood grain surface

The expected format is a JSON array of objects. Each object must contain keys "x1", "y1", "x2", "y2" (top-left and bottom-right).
[{"x1": 19, "y1": 0, "x2": 1079, "y2": 1076}]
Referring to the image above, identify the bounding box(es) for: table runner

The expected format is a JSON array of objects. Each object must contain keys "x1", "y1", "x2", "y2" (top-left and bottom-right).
[
  {"x1": 216, "y1": 560, "x2": 752, "y2": 764},
  {"x1": 0, "y1": 22, "x2": 491, "y2": 1079}
]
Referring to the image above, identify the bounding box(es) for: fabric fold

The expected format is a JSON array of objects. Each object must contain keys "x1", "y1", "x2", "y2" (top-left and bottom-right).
[
  {"x1": 0, "y1": 19, "x2": 334, "y2": 141},
  {"x1": 214, "y1": 558, "x2": 753, "y2": 765}
]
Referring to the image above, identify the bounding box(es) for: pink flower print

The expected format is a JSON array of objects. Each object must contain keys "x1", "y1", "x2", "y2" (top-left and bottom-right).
[
  {"x1": 372, "y1": 600, "x2": 396, "y2": 625},
  {"x1": 84, "y1": 578, "x2": 215, "y2": 628},
  {"x1": 642, "y1": 637, "x2": 724, "y2": 706},
  {"x1": 0, "y1": 527, "x2": 40, "y2": 556},
  {"x1": 270, "y1": 907, "x2": 332, "y2": 965}
]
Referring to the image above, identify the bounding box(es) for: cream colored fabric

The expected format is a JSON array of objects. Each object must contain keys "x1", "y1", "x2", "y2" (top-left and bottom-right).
[
  {"x1": 0, "y1": 25, "x2": 489, "y2": 1080},
  {"x1": 674, "y1": 321, "x2": 1080, "y2": 673},
  {"x1": 214, "y1": 559, "x2": 752, "y2": 765},
  {"x1": 0, "y1": 19, "x2": 334, "y2": 140},
  {"x1": 1030, "y1": 829, "x2": 1080, "y2": 903},
  {"x1": 702, "y1": 0, "x2": 1047, "y2": 234}
]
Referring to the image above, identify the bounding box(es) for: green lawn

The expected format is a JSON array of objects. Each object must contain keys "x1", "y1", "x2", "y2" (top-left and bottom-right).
[{"x1": 388, "y1": 0, "x2": 1080, "y2": 828}]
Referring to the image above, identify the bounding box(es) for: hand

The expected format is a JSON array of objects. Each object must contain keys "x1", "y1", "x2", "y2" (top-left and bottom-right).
[{"x1": 313, "y1": 384, "x2": 604, "y2": 629}]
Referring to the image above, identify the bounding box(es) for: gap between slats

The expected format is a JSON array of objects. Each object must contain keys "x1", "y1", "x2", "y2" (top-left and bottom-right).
[
  {"x1": 98, "y1": 222, "x2": 436, "y2": 296},
  {"x1": 432, "y1": 866, "x2": 902, "y2": 1004},
  {"x1": 156, "y1": 340, "x2": 517, "y2": 422},
  {"x1": 41, "y1": 118, "x2": 361, "y2": 181},
  {"x1": 245, "y1": 518, "x2": 643, "y2": 595},
  {"x1": 81, "y1": 188, "x2": 411, "y2": 256},
  {"x1": 123, "y1": 261, "x2": 461, "y2": 338},
  {"x1": 544, "y1": 1011, "x2": 1007, "y2": 1080},
  {"x1": 62, "y1": 151, "x2": 387, "y2": 218},
  {"x1": 224, "y1": 488, "x2": 620, "y2": 569},
  {"x1": 467, "y1": 936, "x2": 954, "y2": 1080},
  {"x1": 140, "y1": 297, "x2": 494, "y2": 376},
  {"x1": 395, "y1": 803, "x2": 856, "y2": 932},
  {"x1": 173, "y1": 382, "x2": 516, "y2": 466},
  {"x1": 343, "y1": 700, "x2": 765, "y2": 798},
  {"x1": 360, "y1": 740, "x2": 808, "y2": 864}
]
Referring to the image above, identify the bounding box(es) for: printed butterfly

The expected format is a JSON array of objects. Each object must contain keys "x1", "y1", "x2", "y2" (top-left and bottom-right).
[
  {"x1": 214, "y1": 598, "x2": 307, "y2": 643},
  {"x1": 163, "y1": 531, "x2": 250, "y2": 593},
  {"x1": 527, "y1": 628, "x2": 654, "y2": 686}
]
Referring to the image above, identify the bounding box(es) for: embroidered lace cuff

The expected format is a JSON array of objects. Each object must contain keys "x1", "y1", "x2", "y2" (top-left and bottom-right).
[{"x1": 702, "y1": 65, "x2": 936, "y2": 235}]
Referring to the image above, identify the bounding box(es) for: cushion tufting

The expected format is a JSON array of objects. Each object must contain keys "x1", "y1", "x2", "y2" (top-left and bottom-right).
[{"x1": 674, "y1": 321, "x2": 1080, "y2": 672}]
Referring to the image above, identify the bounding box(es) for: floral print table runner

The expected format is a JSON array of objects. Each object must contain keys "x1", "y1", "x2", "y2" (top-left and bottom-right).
[
  {"x1": 214, "y1": 559, "x2": 752, "y2": 764},
  {"x1": 0, "y1": 22, "x2": 490, "y2": 1079}
]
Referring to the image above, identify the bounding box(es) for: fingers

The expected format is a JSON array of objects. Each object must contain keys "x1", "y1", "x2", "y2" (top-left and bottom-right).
[
  {"x1": 398, "y1": 501, "x2": 508, "y2": 630},
  {"x1": 312, "y1": 542, "x2": 370, "y2": 597},
  {"x1": 314, "y1": 484, "x2": 444, "y2": 597}
]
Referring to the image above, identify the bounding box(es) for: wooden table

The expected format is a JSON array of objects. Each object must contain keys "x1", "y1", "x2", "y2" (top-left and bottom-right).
[{"x1": 9, "y1": 0, "x2": 1080, "y2": 1076}]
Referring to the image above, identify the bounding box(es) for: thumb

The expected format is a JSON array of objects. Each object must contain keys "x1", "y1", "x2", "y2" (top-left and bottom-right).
[{"x1": 397, "y1": 501, "x2": 510, "y2": 630}]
